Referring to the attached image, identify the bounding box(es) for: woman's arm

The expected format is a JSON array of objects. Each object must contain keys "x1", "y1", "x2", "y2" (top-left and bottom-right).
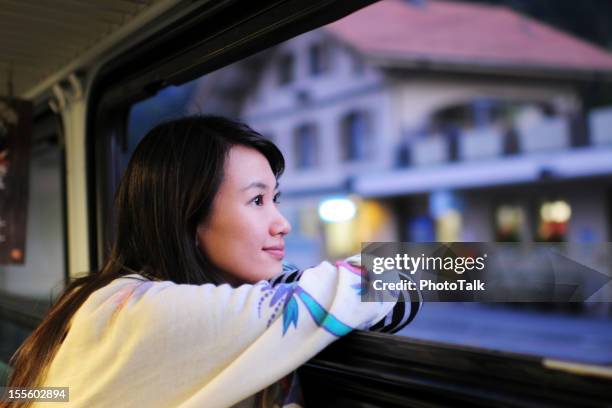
[{"x1": 271, "y1": 257, "x2": 422, "y2": 334}]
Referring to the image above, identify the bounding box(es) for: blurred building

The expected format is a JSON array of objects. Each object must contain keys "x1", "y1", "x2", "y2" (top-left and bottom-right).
[{"x1": 188, "y1": 0, "x2": 612, "y2": 268}]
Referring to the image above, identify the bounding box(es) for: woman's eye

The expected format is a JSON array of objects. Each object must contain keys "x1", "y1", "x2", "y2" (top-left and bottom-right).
[
  {"x1": 252, "y1": 195, "x2": 264, "y2": 206},
  {"x1": 251, "y1": 192, "x2": 280, "y2": 206}
]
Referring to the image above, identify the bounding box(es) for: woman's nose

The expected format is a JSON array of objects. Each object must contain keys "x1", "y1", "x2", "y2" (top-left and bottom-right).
[{"x1": 270, "y1": 209, "x2": 291, "y2": 237}]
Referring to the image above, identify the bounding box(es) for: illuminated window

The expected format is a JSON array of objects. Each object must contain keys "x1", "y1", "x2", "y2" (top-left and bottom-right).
[
  {"x1": 495, "y1": 205, "x2": 524, "y2": 242},
  {"x1": 436, "y1": 209, "x2": 462, "y2": 242},
  {"x1": 537, "y1": 200, "x2": 571, "y2": 242}
]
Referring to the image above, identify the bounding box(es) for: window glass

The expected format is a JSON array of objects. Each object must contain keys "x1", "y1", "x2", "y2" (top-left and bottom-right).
[
  {"x1": 495, "y1": 205, "x2": 524, "y2": 242},
  {"x1": 118, "y1": 1, "x2": 612, "y2": 365},
  {"x1": 341, "y1": 112, "x2": 370, "y2": 161},
  {"x1": 0, "y1": 114, "x2": 65, "y2": 296},
  {"x1": 294, "y1": 124, "x2": 318, "y2": 169},
  {"x1": 309, "y1": 43, "x2": 328, "y2": 76},
  {"x1": 537, "y1": 199, "x2": 571, "y2": 242},
  {"x1": 0, "y1": 113, "x2": 65, "y2": 362},
  {"x1": 278, "y1": 53, "x2": 294, "y2": 86},
  {"x1": 128, "y1": 83, "x2": 197, "y2": 151}
]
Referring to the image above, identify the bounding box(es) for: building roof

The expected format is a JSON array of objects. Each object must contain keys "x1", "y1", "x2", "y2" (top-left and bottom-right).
[{"x1": 325, "y1": 0, "x2": 612, "y2": 74}]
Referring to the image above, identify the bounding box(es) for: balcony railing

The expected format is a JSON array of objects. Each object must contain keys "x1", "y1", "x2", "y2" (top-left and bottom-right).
[
  {"x1": 517, "y1": 117, "x2": 570, "y2": 153},
  {"x1": 589, "y1": 106, "x2": 612, "y2": 146},
  {"x1": 459, "y1": 127, "x2": 504, "y2": 161},
  {"x1": 396, "y1": 106, "x2": 612, "y2": 169},
  {"x1": 410, "y1": 134, "x2": 448, "y2": 166}
]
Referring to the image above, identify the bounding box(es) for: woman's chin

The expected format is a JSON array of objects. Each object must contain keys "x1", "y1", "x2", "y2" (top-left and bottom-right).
[{"x1": 256, "y1": 261, "x2": 283, "y2": 281}]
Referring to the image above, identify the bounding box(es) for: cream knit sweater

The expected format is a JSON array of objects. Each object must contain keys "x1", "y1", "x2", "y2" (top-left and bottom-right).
[{"x1": 34, "y1": 256, "x2": 418, "y2": 407}]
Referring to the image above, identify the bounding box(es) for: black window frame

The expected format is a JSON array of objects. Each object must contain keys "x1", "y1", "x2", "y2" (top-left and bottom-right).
[{"x1": 84, "y1": 0, "x2": 612, "y2": 406}]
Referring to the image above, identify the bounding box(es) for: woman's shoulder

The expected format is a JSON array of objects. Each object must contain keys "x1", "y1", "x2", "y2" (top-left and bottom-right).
[{"x1": 74, "y1": 274, "x2": 169, "y2": 318}]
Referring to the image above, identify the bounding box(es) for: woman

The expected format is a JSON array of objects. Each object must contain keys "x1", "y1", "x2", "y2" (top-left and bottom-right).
[{"x1": 4, "y1": 116, "x2": 419, "y2": 407}]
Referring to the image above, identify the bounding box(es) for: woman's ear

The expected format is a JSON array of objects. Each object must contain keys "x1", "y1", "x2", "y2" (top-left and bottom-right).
[{"x1": 195, "y1": 224, "x2": 203, "y2": 248}]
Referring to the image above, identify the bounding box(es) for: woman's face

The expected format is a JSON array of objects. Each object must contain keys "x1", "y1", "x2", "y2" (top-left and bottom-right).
[{"x1": 197, "y1": 145, "x2": 291, "y2": 284}]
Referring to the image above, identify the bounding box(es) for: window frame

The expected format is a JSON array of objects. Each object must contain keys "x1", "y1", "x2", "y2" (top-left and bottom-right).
[{"x1": 299, "y1": 331, "x2": 612, "y2": 406}]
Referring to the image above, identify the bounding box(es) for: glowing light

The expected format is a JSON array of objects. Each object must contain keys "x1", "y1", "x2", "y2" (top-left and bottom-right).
[
  {"x1": 436, "y1": 208, "x2": 462, "y2": 242},
  {"x1": 540, "y1": 203, "x2": 552, "y2": 222},
  {"x1": 318, "y1": 198, "x2": 357, "y2": 223},
  {"x1": 550, "y1": 200, "x2": 571, "y2": 223},
  {"x1": 540, "y1": 200, "x2": 571, "y2": 223},
  {"x1": 497, "y1": 205, "x2": 523, "y2": 229}
]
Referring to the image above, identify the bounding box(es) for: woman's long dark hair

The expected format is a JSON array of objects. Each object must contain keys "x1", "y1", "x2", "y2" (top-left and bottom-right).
[{"x1": 3, "y1": 116, "x2": 284, "y2": 406}]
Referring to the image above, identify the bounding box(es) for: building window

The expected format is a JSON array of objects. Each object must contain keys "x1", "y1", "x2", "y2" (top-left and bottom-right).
[
  {"x1": 436, "y1": 209, "x2": 462, "y2": 242},
  {"x1": 430, "y1": 190, "x2": 463, "y2": 242},
  {"x1": 309, "y1": 43, "x2": 328, "y2": 76},
  {"x1": 537, "y1": 199, "x2": 571, "y2": 242},
  {"x1": 495, "y1": 205, "x2": 524, "y2": 242},
  {"x1": 294, "y1": 123, "x2": 318, "y2": 169},
  {"x1": 278, "y1": 53, "x2": 294, "y2": 85},
  {"x1": 341, "y1": 112, "x2": 371, "y2": 161}
]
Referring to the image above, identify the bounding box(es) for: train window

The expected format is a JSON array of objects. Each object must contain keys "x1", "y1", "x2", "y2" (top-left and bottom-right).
[
  {"x1": 0, "y1": 110, "x2": 65, "y2": 363},
  {"x1": 98, "y1": 0, "x2": 612, "y2": 371},
  {"x1": 91, "y1": 0, "x2": 612, "y2": 405},
  {"x1": 4, "y1": 0, "x2": 611, "y2": 405}
]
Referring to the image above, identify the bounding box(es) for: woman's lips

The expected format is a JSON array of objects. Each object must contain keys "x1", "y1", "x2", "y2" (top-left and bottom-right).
[{"x1": 263, "y1": 247, "x2": 285, "y2": 260}]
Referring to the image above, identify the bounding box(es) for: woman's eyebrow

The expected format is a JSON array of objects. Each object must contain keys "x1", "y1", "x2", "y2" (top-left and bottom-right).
[{"x1": 241, "y1": 181, "x2": 280, "y2": 191}]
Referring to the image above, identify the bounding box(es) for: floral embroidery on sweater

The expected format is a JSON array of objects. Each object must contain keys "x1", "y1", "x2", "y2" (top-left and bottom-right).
[{"x1": 258, "y1": 282, "x2": 353, "y2": 338}]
